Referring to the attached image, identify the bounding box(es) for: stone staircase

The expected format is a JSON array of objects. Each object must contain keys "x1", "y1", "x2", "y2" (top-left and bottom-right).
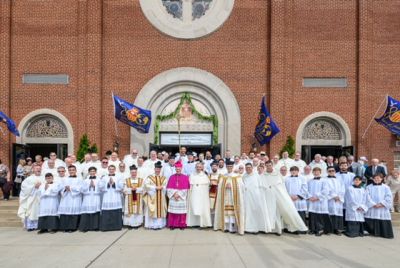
[{"x1": 0, "y1": 198, "x2": 22, "y2": 228}]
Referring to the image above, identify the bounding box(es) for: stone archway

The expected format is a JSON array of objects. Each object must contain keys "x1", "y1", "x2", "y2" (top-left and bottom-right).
[
  {"x1": 295, "y1": 112, "x2": 352, "y2": 153},
  {"x1": 132, "y1": 67, "x2": 241, "y2": 155},
  {"x1": 17, "y1": 109, "x2": 74, "y2": 155}
]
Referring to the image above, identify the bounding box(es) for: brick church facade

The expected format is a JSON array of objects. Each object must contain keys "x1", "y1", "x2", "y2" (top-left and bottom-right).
[{"x1": 0, "y1": 0, "x2": 400, "y2": 170}]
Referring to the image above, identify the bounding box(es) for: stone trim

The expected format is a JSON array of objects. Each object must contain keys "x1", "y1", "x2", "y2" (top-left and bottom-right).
[
  {"x1": 139, "y1": 0, "x2": 235, "y2": 39},
  {"x1": 296, "y1": 112, "x2": 352, "y2": 152},
  {"x1": 132, "y1": 67, "x2": 241, "y2": 155},
  {"x1": 16, "y1": 109, "x2": 74, "y2": 154}
]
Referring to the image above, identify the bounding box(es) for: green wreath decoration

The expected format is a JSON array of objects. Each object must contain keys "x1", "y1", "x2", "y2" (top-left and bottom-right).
[{"x1": 154, "y1": 92, "x2": 218, "y2": 145}]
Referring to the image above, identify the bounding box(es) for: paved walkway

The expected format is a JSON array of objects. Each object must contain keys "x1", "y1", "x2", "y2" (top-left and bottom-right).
[{"x1": 1, "y1": 226, "x2": 399, "y2": 268}]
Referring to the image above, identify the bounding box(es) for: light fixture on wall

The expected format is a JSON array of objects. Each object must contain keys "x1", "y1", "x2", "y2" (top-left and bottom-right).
[{"x1": 113, "y1": 141, "x2": 120, "y2": 153}]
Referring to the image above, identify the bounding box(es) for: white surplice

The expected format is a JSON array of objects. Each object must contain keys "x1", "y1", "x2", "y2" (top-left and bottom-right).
[
  {"x1": 187, "y1": 171, "x2": 212, "y2": 227},
  {"x1": 345, "y1": 186, "x2": 368, "y2": 222},
  {"x1": 326, "y1": 176, "x2": 345, "y2": 216},
  {"x1": 38, "y1": 183, "x2": 60, "y2": 217},
  {"x1": 365, "y1": 184, "x2": 392, "y2": 220},
  {"x1": 98, "y1": 175, "x2": 124, "y2": 210},
  {"x1": 58, "y1": 177, "x2": 82, "y2": 215},
  {"x1": 285, "y1": 175, "x2": 308, "y2": 212},
  {"x1": 80, "y1": 176, "x2": 102, "y2": 214}
]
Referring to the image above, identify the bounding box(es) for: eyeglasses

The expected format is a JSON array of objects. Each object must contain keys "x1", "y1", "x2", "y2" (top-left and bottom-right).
[
  {"x1": 58, "y1": 170, "x2": 65, "y2": 173},
  {"x1": 102, "y1": 161, "x2": 108, "y2": 164}
]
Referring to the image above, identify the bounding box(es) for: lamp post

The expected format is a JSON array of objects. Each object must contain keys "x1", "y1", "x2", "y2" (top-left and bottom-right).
[{"x1": 176, "y1": 114, "x2": 182, "y2": 153}]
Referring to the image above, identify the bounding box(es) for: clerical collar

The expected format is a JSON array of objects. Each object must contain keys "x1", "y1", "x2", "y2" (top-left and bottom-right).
[
  {"x1": 69, "y1": 175, "x2": 77, "y2": 178},
  {"x1": 89, "y1": 176, "x2": 96, "y2": 179},
  {"x1": 352, "y1": 184, "x2": 362, "y2": 188},
  {"x1": 372, "y1": 182, "x2": 383, "y2": 186},
  {"x1": 313, "y1": 177, "x2": 321, "y2": 180},
  {"x1": 188, "y1": 161, "x2": 194, "y2": 163},
  {"x1": 109, "y1": 174, "x2": 115, "y2": 176},
  {"x1": 291, "y1": 175, "x2": 298, "y2": 177},
  {"x1": 340, "y1": 171, "x2": 348, "y2": 174},
  {"x1": 327, "y1": 175, "x2": 336, "y2": 178}
]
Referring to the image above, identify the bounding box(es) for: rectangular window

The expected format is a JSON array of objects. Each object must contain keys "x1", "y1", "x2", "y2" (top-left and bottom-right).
[
  {"x1": 303, "y1": 78, "x2": 347, "y2": 88},
  {"x1": 395, "y1": 152, "x2": 400, "y2": 170},
  {"x1": 22, "y1": 74, "x2": 69, "y2": 85}
]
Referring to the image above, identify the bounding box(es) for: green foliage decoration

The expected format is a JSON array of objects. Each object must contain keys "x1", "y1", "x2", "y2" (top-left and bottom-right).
[{"x1": 154, "y1": 92, "x2": 218, "y2": 145}]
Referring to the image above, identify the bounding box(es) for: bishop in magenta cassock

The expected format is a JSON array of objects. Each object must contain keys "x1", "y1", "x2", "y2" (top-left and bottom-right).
[{"x1": 166, "y1": 161, "x2": 190, "y2": 230}]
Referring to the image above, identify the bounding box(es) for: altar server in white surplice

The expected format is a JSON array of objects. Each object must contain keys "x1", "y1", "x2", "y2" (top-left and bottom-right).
[
  {"x1": 18, "y1": 164, "x2": 45, "y2": 231},
  {"x1": 187, "y1": 162, "x2": 212, "y2": 228},
  {"x1": 37, "y1": 173, "x2": 60, "y2": 234},
  {"x1": 326, "y1": 166, "x2": 345, "y2": 235},
  {"x1": 79, "y1": 166, "x2": 102, "y2": 232},
  {"x1": 307, "y1": 167, "x2": 331, "y2": 236},
  {"x1": 344, "y1": 176, "x2": 368, "y2": 238},
  {"x1": 284, "y1": 166, "x2": 308, "y2": 227},
  {"x1": 98, "y1": 165, "x2": 124, "y2": 231},
  {"x1": 58, "y1": 165, "x2": 82, "y2": 232},
  {"x1": 364, "y1": 173, "x2": 394, "y2": 239}
]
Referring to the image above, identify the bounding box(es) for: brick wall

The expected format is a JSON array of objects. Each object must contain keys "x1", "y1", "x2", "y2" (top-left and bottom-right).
[{"x1": 0, "y1": 0, "x2": 399, "y2": 171}]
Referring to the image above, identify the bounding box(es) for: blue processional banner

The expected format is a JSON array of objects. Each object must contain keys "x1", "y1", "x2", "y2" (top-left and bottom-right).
[
  {"x1": 375, "y1": 95, "x2": 400, "y2": 136},
  {"x1": 113, "y1": 94, "x2": 152, "y2": 134},
  {"x1": 0, "y1": 111, "x2": 20, "y2": 137},
  {"x1": 254, "y1": 96, "x2": 280, "y2": 145}
]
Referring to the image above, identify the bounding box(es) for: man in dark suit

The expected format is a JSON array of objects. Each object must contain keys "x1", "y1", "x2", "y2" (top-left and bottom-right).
[
  {"x1": 326, "y1": 155, "x2": 339, "y2": 172},
  {"x1": 364, "y1": 158, "x2": 386, "y2": 185}
]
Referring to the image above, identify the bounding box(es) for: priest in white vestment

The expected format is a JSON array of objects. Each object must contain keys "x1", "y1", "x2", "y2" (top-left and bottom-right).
[
  {"x1": 143, "y1": 161, "x2": 168, "y2": 229},
  {"x1": 123, "y1": 165, "x2": 144, "y2": 228},
  {"x1": 187, "y1": 162, "x2": 212, "y2": 227},
  {"x1": 263, "y1": 161, "x2": 308, "y2": 234},
  {"x1": 214, "y1": 160, "x2": 245, "y2": 235},
  {"x1": 18, "y1": 164, "x2": 45, "y2": 231},
  {"x1": 243, "y1": 163, "x2": 272, "y2": 233}
]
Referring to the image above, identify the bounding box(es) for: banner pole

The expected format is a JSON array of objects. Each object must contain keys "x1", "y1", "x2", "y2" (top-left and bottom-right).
[
  {"x1": 112, "y1": 92, "x2": 120, "y2": 142},
  {"x1": 361, "y1": 94, "x2": 388, "y2": 139}
]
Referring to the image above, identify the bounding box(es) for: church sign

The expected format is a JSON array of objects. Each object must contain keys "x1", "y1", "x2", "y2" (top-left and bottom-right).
[{"x1": 160, "y1": 133, "x2": 213, "y2": 146}]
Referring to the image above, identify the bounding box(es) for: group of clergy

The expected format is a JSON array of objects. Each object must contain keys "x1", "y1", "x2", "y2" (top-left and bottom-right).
[{"x1": 17, "y1": 156, "x2": 394, "y2": 239}]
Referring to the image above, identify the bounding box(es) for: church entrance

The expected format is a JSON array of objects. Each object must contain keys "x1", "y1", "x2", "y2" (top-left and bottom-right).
[
  {"x1": 131, "y1": 68, "x2": 242, "y2": 156},
  {"x1": 16, "y1": 109, "x2": 74, "y2": 160},
  {"x1": 296, "y1": 112, "x2": 353, "y2": 163},
  {"x1": 27, "y1": 143, "x2": 68, "y2": 161}
]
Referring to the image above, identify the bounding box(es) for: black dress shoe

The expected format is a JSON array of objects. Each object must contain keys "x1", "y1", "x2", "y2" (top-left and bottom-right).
[{"x1": 37, "y1": 230, "x2": 48, "y2": 234}]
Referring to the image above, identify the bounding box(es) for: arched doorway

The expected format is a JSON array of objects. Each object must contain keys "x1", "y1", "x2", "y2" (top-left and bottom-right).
[
  {"x1": 132, "y1": 67, "x2": 241, "y2": 155},
  {"x1": 296, "y1": 112, "x2": 352, "y2": 163},
  {"x1": 16, "y1": 109, "x2": 74, "y2": 160}
]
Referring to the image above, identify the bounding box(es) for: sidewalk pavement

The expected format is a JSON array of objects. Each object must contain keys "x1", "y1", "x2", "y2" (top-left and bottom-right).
[{"x1": 0, "y1": 226, "x2": 399, "y2": 268}]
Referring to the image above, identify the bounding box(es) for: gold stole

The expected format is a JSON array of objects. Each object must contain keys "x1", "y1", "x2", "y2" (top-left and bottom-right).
[
  {"x1": 149, "y1": 175, "x2": 166, "y2": 218},
  {"x1": 126, "y1": 177, "x2": 143, "y2": 215},
  {"x1": 219, "y1": 176, "x2": 241, "y2": 231}
]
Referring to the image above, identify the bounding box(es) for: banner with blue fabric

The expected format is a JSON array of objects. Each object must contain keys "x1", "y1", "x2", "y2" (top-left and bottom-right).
[
  {"x1": 254, "y1": 96, "x2": 280, "y2": 145},
  {"x1": 0, "y1": 111, "x2": 20, "y2": 137},
  {"x1": 375, "y1": 95, "x2": 400, "y2": 136},
  {"x1": 113, "y1": 94, "x2": 152, "y2": 134}
]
